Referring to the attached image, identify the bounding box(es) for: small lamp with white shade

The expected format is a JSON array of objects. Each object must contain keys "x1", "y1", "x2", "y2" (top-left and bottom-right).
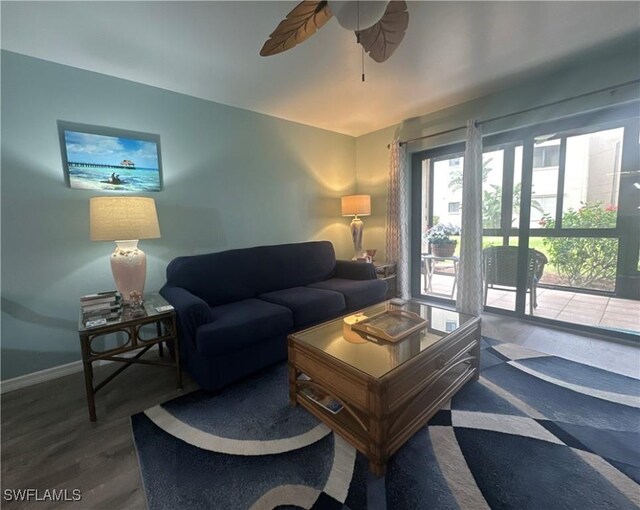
[
  {"x1": 89, "y1": 196, "x2": 160, "y2": 303},
  {"x1": 341, "y1": 194, "x2": 371, "y2": 259}
]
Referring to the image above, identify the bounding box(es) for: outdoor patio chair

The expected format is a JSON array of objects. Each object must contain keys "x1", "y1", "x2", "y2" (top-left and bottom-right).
[{"x1": 482, "y1": 246, "x2": 548, "y2": 315}]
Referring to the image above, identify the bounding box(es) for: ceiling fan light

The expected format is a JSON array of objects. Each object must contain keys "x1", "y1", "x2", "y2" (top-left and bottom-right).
[{"x1": 327, "y1": 1, "x2": 388, "y2": 31}]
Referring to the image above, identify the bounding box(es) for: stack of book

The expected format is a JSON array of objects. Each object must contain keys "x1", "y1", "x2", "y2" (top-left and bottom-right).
[
  {"x1": 81, "y1": 291, "x2": 122, "y2": 324},
  {"x1": 298, "y1": 373, "x2": 343, "y2": 414}
]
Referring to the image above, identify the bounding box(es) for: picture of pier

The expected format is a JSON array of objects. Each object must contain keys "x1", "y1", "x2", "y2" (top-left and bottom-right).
[{"x1": 60, "y1": 125, "x2": 162, "y2": 191}]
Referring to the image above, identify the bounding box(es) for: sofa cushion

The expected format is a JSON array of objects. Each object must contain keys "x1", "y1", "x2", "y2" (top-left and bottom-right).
[
  {"x1": 196, "y1": 299, "x2": 293, "y2": 356},
  {"x1": 307, "y1": 278, "x2": 387, "y2": 310},
  {"x1": 258, "y1": 287, "x2": 346, "y2": 328},
  {"x1": 166, "y1": 250, "x2": 260, "y2": 306},
  {"x1": 253, "y1": 241, "x2": 337, "y2": 294}
]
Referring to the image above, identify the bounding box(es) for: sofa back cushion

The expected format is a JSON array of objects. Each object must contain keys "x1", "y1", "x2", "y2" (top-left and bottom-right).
[
  {"x1": 252, "y1": 241, "x2": 336, "y2": 295},
  {"x1": 165, "y1": 241, "x2": 337, "y2": 306}
]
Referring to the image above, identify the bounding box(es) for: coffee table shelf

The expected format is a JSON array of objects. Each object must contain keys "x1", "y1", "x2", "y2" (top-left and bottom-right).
[{"x1": 297, "y1": 389, "x2": 370, "y2": 451}]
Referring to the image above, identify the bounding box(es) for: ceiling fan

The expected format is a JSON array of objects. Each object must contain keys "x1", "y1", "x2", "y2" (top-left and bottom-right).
[{"x1": 260, "y1": 0, "x2": 409, "y2": 63}]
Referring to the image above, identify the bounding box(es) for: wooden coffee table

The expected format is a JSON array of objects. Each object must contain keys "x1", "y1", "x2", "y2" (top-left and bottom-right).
[{"x1": 288, "y1": 300, "x2": 480, "y2": 476}]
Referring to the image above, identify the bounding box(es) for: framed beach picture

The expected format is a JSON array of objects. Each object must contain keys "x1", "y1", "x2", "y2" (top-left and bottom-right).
[{"x1": 58, "y1": 121, "x2": 163, "y2": 191}]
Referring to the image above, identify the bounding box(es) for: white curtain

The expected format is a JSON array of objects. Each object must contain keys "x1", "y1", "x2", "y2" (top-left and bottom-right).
[
  {"x1": 386, "y1": 139, "x2": 410, "y2": 299},
  {"x1": 456, "y1": 121, "x2": 484, "y2": 316}
]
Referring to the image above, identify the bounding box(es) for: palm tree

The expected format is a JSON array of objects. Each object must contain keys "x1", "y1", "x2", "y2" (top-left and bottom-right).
[{"x1": 447, "y1": 158, "x2": 492, "y2": 193}]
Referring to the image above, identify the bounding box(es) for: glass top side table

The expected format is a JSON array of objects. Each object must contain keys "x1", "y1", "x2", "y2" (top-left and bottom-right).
[{"x1": 78, "y1": 292, "x2": 182, "y2": 421}]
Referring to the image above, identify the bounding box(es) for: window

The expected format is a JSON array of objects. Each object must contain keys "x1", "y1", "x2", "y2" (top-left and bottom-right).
[
  {"x1": 562, "y1": 127, "x2": 622, "y2": 226},
  {"x1": 531, "y1": 127, "x2": 623, "y2": 230},
  {"x1": 533, "y1": 144, "x2": 560, "y2": 168},
  {"x1": 430, "y1": 156, "x2": 464, "y2": 231},
  {"x1": 482, "y1": 150, "x2": 505, "y2": 229},
  {"x1": 411, "y1": 107, "x2": 639, "y2": 338},
  {"x1": 445, "y1": 320, "x2": 457, "y2": 332},
  {"x1": 530, "y1": 196, "x2": 557, "y2": 225},
  {"x1": 531, "y1": 140, "x2": 559, "y2": 227}
]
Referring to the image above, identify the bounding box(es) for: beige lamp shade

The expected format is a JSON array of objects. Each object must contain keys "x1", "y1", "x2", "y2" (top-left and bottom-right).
[
  {"x1": 90, "y1": 196, "x2": 161, "y2": 241},
  {"x1": 341, "y1": 195, "x2": 371, "y2": 217}
]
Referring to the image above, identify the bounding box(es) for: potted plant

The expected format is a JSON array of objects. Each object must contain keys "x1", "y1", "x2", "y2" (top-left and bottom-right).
[{"x1": 424, "y1": 223, "x2": 461, "y2": 257}]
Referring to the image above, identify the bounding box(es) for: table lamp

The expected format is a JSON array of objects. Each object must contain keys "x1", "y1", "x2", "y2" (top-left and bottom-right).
[
  {"x1": 90, "y1": 196, "x2": 161, "y2": 302},
  {"x1": 341, "y1": 194, "x2": 371, "y2": 258}
]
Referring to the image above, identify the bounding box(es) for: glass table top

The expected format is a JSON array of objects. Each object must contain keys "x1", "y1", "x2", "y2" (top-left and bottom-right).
[
  {"x1": 290, "y1": 300, "x2": 474, "y2": 379},
  {"x1": 78, "y1": 292, "x2": 173, "y2": 332}
]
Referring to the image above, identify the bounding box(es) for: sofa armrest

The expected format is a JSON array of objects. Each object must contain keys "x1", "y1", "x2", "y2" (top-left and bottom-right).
[
  {"x1": 334, "y1": 260, "x2": 377, "y2": 280},
  {"x1": 160, "y1": 286, "x2": 214, "y2": 344}
]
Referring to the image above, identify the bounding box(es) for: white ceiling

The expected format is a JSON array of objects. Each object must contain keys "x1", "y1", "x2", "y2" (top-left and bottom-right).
[{"x1": 2, "y1": 1, "x2": 638, "y2": 136}]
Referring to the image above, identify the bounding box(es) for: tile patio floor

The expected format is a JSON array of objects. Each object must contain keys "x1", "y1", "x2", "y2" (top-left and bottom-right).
[{"x1": 422, "y1": 273, "x2": 640, "y2": 334}]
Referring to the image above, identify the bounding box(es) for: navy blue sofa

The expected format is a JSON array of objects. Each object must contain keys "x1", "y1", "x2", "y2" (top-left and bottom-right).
[{"x1": 160, "y1": 241, "x2": 387, "y2": 391}]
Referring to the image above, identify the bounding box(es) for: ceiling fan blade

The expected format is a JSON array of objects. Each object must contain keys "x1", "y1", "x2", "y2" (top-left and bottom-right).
[
  {"x1": 355, "y1": 0, "x2": 408, "y2": 63},
  {"x1": 260, "y1": 1, "x2": 333, "y2": 57}
]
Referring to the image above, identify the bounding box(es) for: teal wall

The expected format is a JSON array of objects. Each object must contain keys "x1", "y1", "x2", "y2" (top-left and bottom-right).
[
  {"x1": 356, "y1": 34, "x2": 640, "y2": 262},
  {"x1": 1, "y1": 51, "x2": 357, "y2": 380},
  {"x1": 3, "y1": 33, "x2": 639, "y2": 380}
]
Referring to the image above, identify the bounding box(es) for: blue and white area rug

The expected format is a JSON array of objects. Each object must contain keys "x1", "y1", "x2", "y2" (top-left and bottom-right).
[{"x1": 131, "y1": 338, "x2": 640, "y2": 509}]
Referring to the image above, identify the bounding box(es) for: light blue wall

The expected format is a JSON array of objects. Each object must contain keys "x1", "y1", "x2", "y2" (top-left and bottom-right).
[
  {"x1": 1, "y1": 51, "x2": 357, "y2": 380},
  {"x1": 356, "y1": 34, "x2": 640, "y2": 262},
  {"x1": 3, "y1": 33, "x2": 639, "y2": 380}
]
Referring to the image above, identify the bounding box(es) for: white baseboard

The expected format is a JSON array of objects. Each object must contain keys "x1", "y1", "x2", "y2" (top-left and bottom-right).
[
  {"x1": 0, "y1": 348, "x2": 159, "y2": 394},
  {"x1": 1, "y1": 360, "x2": 84, "y2": 394}
]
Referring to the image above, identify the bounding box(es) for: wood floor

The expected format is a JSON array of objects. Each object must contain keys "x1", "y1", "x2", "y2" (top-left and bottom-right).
[
  {"x1": 1, "y1": 352, "x2": 197, "y2": 510},
  {"x1": 2, "y1": 316, "x2": 638, "y2": 509}
]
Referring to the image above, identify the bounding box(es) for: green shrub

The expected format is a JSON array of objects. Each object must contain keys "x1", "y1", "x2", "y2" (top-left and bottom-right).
[{"x1": 541, "y1": 202, "x2": 617, "y2": 288}]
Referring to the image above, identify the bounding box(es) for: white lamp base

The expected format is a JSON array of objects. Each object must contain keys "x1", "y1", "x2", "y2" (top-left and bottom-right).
[
  {"x1": 110, "y1": 240, "x2": 146, "y2": 302},
  {"x1": 350, "y1": 216, "x2": 364, "y2": 258}
]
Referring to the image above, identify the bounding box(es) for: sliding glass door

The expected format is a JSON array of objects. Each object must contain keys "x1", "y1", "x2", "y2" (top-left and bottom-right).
[
  {"x1": 410, "y1": 105, "x2": 639, "y2": 338},
  {"x1": 519, "y1": 121, "x2": 639, "y2": 332}
]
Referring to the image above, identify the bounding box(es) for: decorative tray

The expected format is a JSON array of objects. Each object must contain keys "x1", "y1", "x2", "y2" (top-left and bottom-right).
[{"x1": 351, "y1": 309, "x2": 428, "y2": 343}]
